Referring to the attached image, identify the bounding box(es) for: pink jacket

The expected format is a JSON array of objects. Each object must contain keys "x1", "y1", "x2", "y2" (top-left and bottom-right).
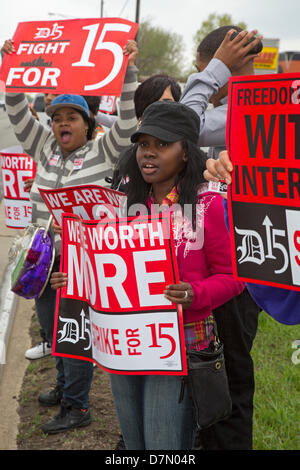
[{"x1": 174, "y1": 191, "x2": 245, "y2": 324}]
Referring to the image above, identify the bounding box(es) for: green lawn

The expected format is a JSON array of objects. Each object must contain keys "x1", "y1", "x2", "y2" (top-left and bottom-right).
[{"x1": 252, "y1": 311, "x2": 300, "y2": 450}]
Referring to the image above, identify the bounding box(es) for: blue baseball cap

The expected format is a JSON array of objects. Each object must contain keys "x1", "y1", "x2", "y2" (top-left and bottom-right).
[{"x1": 46, "y1": 94, "x2": 90, "y2": 119}]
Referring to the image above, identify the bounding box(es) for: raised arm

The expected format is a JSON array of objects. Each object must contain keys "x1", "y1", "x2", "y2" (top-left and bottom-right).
[
  {"x1": 95, "y1": 111, "x2": 118, "y2": 129},
  {"x1": 181, "y1": 29, "x2": 262, "y2": 148},
  {"x1": 99, "y1": 40, "x2": 138, "y2": 166},
  {"x1": 3, "y1": 40, "x2": 51, "y2": 160},
  {"x1": 180, "y1": 59, "x2": 229, "y2": 148}
]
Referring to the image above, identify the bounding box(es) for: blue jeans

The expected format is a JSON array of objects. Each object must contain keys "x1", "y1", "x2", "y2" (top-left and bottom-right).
[
  {"x1": 110, "y1": 374, "x2": 196, "y2": 450},
  {"x1": 35, "y1": 260, "x2": 93, "y2": 410}
]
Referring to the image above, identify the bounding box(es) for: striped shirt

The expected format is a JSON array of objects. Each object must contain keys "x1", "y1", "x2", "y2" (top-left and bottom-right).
[{"x1": 5, "y1": 66, "x2": 138, "y2": 256}]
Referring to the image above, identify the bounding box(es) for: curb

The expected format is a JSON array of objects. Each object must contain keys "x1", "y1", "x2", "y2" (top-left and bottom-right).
[{"x1": 0, "y1": 261, "x2": 18, "y2": 382}]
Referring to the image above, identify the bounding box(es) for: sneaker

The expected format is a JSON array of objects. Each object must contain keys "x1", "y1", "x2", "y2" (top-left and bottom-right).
[
  {"x1": 42, "y1": 402, "x2": 91, "y2": 434},
  {"x1": 25, "y1": 341, "x2": 52, "y2": 360},
  {"x1": 38, "y1": 385, "x2": 63, "y2": 406}
]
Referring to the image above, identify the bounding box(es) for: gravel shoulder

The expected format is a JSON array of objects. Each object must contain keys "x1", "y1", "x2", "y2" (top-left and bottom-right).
[{"x1": 16, "y1": 310, "x2": 122, "y2": 450}]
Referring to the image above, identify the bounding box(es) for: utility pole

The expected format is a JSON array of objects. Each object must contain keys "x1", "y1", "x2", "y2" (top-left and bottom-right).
[
  {"x1": 135, "y1": 0, "x2": 140, "y2": 41},
  {"x1": 100, "y1": 0, "x2": 104, "y2": 17},
  {"x1": 135, "y1": 0, "x2": 140, "y2": 23}
]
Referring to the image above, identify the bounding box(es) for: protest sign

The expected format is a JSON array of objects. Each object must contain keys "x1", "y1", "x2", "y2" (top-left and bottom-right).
[
  {"x1": 0, "y1": 150, "x2": 36, "y2": 228},
  {"x1": 99, "y1": 95, "x2": 118, "y2": 114},
  {"x1": 0, "y1": 18, "x2": 138, "y2": 96},
  {"x1": 253, "y1": 38, "x2": 280, "y2": 74},
  {"x1": 53, "y1": 213, "x2": 187, "y2": 375},
  {"x1": 227, "y1": 72, "x2": 300, "y2": 291},
  {"x1": 39, "y1": 183, "x2": 125, "y2": 225}
]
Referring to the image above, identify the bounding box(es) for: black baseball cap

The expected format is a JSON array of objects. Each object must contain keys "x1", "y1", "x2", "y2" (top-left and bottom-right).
[{"x1": 131, "y1": 101, "x2": 200, "y2": 144}]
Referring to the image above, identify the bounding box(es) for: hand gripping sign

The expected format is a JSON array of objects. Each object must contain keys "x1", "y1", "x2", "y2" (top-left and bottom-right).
[
  {"x1": 0, "y1": 18, "x2": 138, "y2": 95},
  {"x1": 227, "y1": 72, "x2": 300, "y2": 291},
  {"x1": 53, "y1": 213, "x2": 187, "y2": 375},
  {"x1": 0, "y1": 151, "x2": 36, "y2": 228}
]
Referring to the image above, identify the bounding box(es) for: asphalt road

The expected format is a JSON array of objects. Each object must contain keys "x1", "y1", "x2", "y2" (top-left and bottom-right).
[
  {"x1": 0, "y1": 105, "x2": 33, "y2": 449},
  {"x1": 0, "y1": 107, "x2": 19, "y2": 149},
  {"x1": 0, "y1": 106, "x2": 21, "y2": 199},
  {"x1": 0, "y1": 105, "x2": 20, "y2": 374}
]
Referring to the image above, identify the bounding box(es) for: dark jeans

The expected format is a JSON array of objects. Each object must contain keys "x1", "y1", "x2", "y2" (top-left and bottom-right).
[
  {"x1": 35, "y1": 259, "x2": 94, "y2": 410},
  {"x1": 110, "y1": 374, "x2": 196, "y2": 450},
  {"x1": 198, "y1": 289, "x2": 261, "y2": 450}
]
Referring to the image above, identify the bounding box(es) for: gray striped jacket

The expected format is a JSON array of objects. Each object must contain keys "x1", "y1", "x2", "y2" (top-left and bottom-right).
[{"x1": 5, "y1": 66, "x2": 138, "y2": 256}]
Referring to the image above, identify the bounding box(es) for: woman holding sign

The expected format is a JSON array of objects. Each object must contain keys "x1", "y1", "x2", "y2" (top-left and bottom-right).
[
  {"x1": 2, "y1": 38, "x2": 139, "y2": 435},
  {"x1": 109, "y1": 101, "x2": 244, "y2": 450}
]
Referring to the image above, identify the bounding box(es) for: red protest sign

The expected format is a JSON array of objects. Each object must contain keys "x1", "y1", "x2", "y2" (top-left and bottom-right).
[
  {"x1": 0, "y1": 18, "x2": 138, "y2": 96},
  {"x1": 39, "y1": 184, "x2": 125, "y2": 225},
  {"x1": 53, "y1": 213, "x2": 187, "y2": 375},
  {"x1": 227, "y1": 72, "x2": 300, "y2": 291},
  {"x1": 99, "y1": 95, "x2": 118, "y2": 114},
  {"x1": 0, "y1": 151, "x2": 36, "y2": 228}
]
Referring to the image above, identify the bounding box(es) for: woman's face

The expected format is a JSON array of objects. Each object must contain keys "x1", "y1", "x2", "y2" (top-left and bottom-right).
[
  {"x1": 52, "y1": 107, "x2": 88, "y2": 154},
  {"x1": 44, "y1": 93, "x2": 57, "y2": 108},
  {"x1": 136, "y1": 134, "x2": 187, "y2": 188}
]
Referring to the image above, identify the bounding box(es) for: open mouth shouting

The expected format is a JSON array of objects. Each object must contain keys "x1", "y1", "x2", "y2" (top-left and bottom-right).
[
  {"x1": 51, "y1": 107, "x2": 89, "y2": 153},
  {"x1": 60, "y1": 130, "x2": 72, "y2": 145}
]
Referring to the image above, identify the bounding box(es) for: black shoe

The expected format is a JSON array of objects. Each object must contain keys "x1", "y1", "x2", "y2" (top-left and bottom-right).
[
  {"x1": 115, "y1": 434, "x2": 126, "y2": 450},
  {"x1": 42, "y1": 402, "x2": 91, "y2": 434},
  {"x1": 38, "y1": 385, "x2": 63, "y2": 406}
]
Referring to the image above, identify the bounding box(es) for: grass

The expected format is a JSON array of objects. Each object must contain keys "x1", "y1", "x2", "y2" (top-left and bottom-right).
[
  {"x1": 252, "y1": 311, "x2": 300, "y2": 450},
  {"x1": 17, "y1": 411, "x2": 44, "y2": 440}
]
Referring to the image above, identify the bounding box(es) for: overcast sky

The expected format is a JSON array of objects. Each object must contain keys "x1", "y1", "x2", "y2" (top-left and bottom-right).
[{"x1": 0, "y1": 0, "x2": 299, "y2": 65}]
